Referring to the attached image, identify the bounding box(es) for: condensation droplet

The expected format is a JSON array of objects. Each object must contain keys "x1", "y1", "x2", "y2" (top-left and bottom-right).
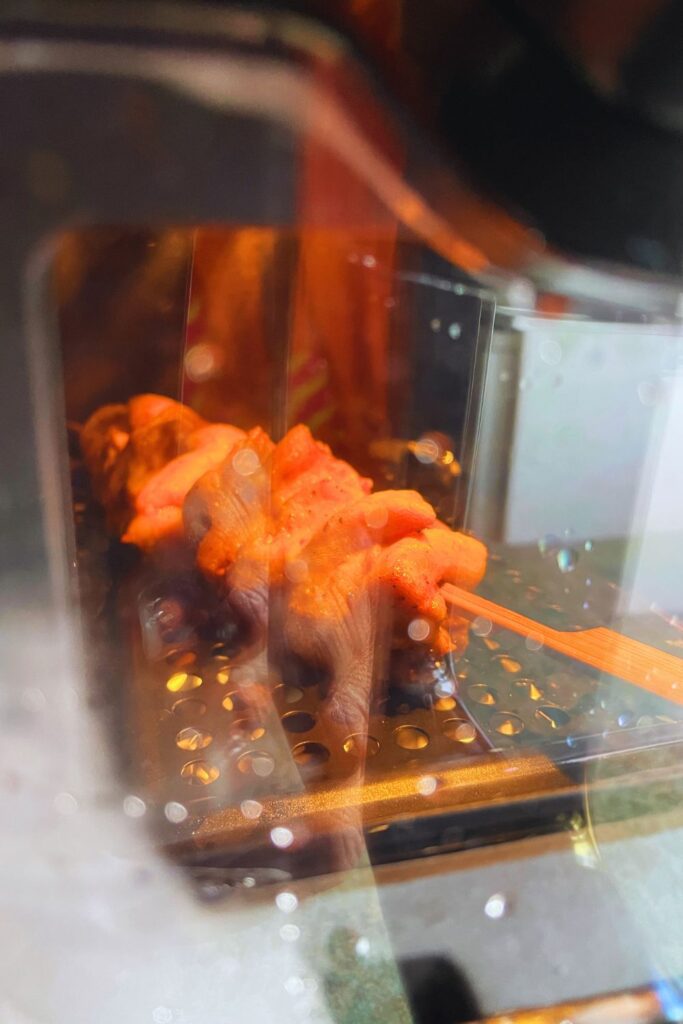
[
  {"x1": 271, "y1": 826, "x2": 294, "y2": 849},
  {"x1": 241, "y1": 799, "x2": 263, "y2": 819},
  {"x1": 471, "y1": 616, "x2": 493, "y2": 637},
  {"x1": 540, "y1": 337, "x2": 562, "y2": 365},
  {"x1": 430, "y1": 318, "x2": 441, "y2": 332},
  {"x1": 556, "y1": 548, "x2": 578, "y2": 573},
  {"x1": 361, "y1": 254, "x2": 376, "y2": 268},
  {"x1": 280, "y1": 924, "x2": 300, "y2": 942},
  {"x1": 525, "y1": 632, "x2": 544, "y2": 652},
  {"x1": 448, "y1": 323, "x2": 462, "y2": 340},
  {"x1": 123, "y1": 795, "x2": 146, "y2": 818},
  {"x1": 584, "y1": 540, "x2": 593, "y2": 551},
  {"x1": 408, "y1": 618, "x2": 431, "y2": 642},
  {"x1": 485, "y1": 893, "x2": 507, "y2": 919},
  {"x1": 232, "y1": 448, "x2": 260, "y2": 476},
  {"x1": 284, "y1": 558, "x2": 308, "y2": 583},
  {"x1": 434, "y1": 677, "x2": 455, "y2": 698},
  {"x1": 364, "y1": 504, "x2": 389, "y2": 530},
  {"x1": 637, "y1": 379, "x2": 659, "y2": 406},
  {"x1": 413, "y1": 437, "x2": 440, "y2": 464},
  {"x1": 355, "y1": 937, "x2": 371, "y2": 958},
  {"x1": 54, "y1": 792, "x2": 78, "y2": 816},
  {"x1": 184, "y1": 342, "x2": 221, "y2": 382},
  {"x1": 152, "y1": 1008, "x2": 173, "y2": 1024},
  {"x1": 243, "y1": 876, "x2": 256, "y2": 888},
  {"x1": 276, "y1": 891, "x2": 298, "y2": 913},
  {"x1": 417, "y1": 775, "x2": 438, "y2": 796},
  {"x1": 285, "y1": 976, "x2": 305, "y2": 996},
  {"x1": 164, "y1": 801, "x2": 188, "y2": 823}
]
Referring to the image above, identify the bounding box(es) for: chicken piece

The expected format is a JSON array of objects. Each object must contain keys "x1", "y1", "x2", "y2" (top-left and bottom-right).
[
  {"x1": 284, "y1": 490, "x2": 487, "y2": 735},
  {"x1": 123, "y1": 423, "x2": 245, "y2": 550},
  {"x1": 184, "y1": 424, "x2": 370, "y2": 629},
  {"x1": 80, "y1": 393, "x2": 238, "y2": 545}
]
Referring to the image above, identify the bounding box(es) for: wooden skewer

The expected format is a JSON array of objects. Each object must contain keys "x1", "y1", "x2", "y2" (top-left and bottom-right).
[{"x1": 443, "y1": 583, "x2": 683, "y2": 707}]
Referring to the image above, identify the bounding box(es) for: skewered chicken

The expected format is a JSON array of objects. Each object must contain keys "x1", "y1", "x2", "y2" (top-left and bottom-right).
[
  {"x1": 81, "y1": 397, "x2": 487, "y2": 736},
  {"x1": 81, "y1": 394, "x2": 244, "y2": 548},
  {"x1": 184, "y1": 423, "x2": 371, "y2": 629}
]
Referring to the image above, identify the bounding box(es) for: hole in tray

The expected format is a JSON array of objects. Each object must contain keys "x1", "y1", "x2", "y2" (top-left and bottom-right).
[
  {"x1": 221, "y1": 691, "x2": 247, "y2": 713},
  {"x1": 535, "y1": 705, "x2": 570, "y2": 730},
  {"x1": 342, "y1": 733, "x2": 380, "y2": 757},
  {"x1": 292, "y1": 742, "x2": 330, "y2": 768},
  {"x1": 282, "y1": 711, "x2": 316, "y2": 734},
  {"x1": 236, "y1": 750, "x2": 275, "y2": 777},
  {"x1": 274, "y1": 684, "x2": 304, "y2": 705},
  {"x1": 166, "y1": 671, "x2": 203, "y2": 693},
  {"x1": 394, "y1": 725, "x2": 430, "y2": 750},
  {"x1": 180, "y1": 760, "x2": 220, "y2": 785},
  {"x1": 491, "y1": 712, "x2": 525, "y2": 736},
  {"x1": 176, "y1": 726, "x2": 213, "y2": 751},
  {"x1": 172, "y1": 697, "x2": 207, "y2": 717},
  {"x1": 443, "y1": 718, "x2": 477, "y2": 743},
  {"x1": 231, "y1": 718, "x2": 266, "y2": 742},
  {"x1": 467, "y1": 684, "x2": 497, "y2": 706}
]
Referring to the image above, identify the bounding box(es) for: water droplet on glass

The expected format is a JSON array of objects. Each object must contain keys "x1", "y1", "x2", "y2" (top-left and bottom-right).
[
  {"x1": 184, "y1": 342, "x2": 221, "y2": 382},
  {"x1": 241, "y1": 799, "x2": 263, "y2": 819},
  {"x1": 618, "y1": 712, "x2": 634, "y2": 728},
  {"x1": 430, "y1": 318, "x2": 441, "y2": 332},
  {"x1": 556, "y1": 548, "x2": 578, "y2": 573},
  {"x1": 363, "y1": 504, "x2": 389, "y2": 531},
  {"x1": 413, "y1": 437, "x2": 440, "y2": 464},
  {"x1": 276, "y1": 891, "x2": 298, "y2": 913},
  {"x1": 232, "y1": 448, "x2": 260, "y2": 476},
  {"x1": 285, "y1": 976, "x2": 305, "y2": 996},
  {"x1": 152, "y1": 1007, "x2": 173, "y2": 1024},
  {"x1": 243, "y1": 876, "x2": 256, "y2": 888},
  {"x1": 540, "y1": 337, "x2": 562, "y2": 365},
  {"x1": 435, "y1": 677, "x2": 455, "y2": 698},
  {"x1": 54, "y1": 792, "x2": 78, "y2": 815},
  {"x1": 525, "y1": 633, "x2": 544, "y2": 652},
  {"x1": 584, "y1": 540, "x2": 593, "y2": 552},
  {"x1": 123, "y1": 795, "x2": 146, "y2": 818},
  {"x1": 538, "y1": 534, "x2": 560, "y2": 556},
  {"x1": 284, "y1": 558, "x2": 309, "y2": 583},
  {"x1": 637, "y1": 379, "x2": 659, "y2": 406},
  {"x1": 280, "y1": 924, "x2": 300, "y2": 942},
  {"x1": 408, "y1": 618, "x2": 431, "y2": 642},
  {"x1": 164, "y1": 800, "x2": 188, "y2": 823},
  {"x1": 448, "y1": 323, "x2": 461, "y2": 340},
  {"x1": 499, "y1": 369, "x2": 511, "y2": 383},
  {"x1": 271, "y1": 826, "x2": 294, "y2": 849},
  {"x1": 471, "y1": 616, "x2": 493, "y2": 637},
  {"x1": 484, "y1": 893, "x2": 507, "y2": 919},
  {"x1": 361, "y1": 254, "x2": 376, "y2": 268},
  {"x1": 355, "y1": 937, "x2": 371, "y2": 958},
  {"x1": 582, "y1": 601, "x2": 590, "y2": 610},
  {"x1": 417, "y1": 775, "x2": 438, "y2": 796}
]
